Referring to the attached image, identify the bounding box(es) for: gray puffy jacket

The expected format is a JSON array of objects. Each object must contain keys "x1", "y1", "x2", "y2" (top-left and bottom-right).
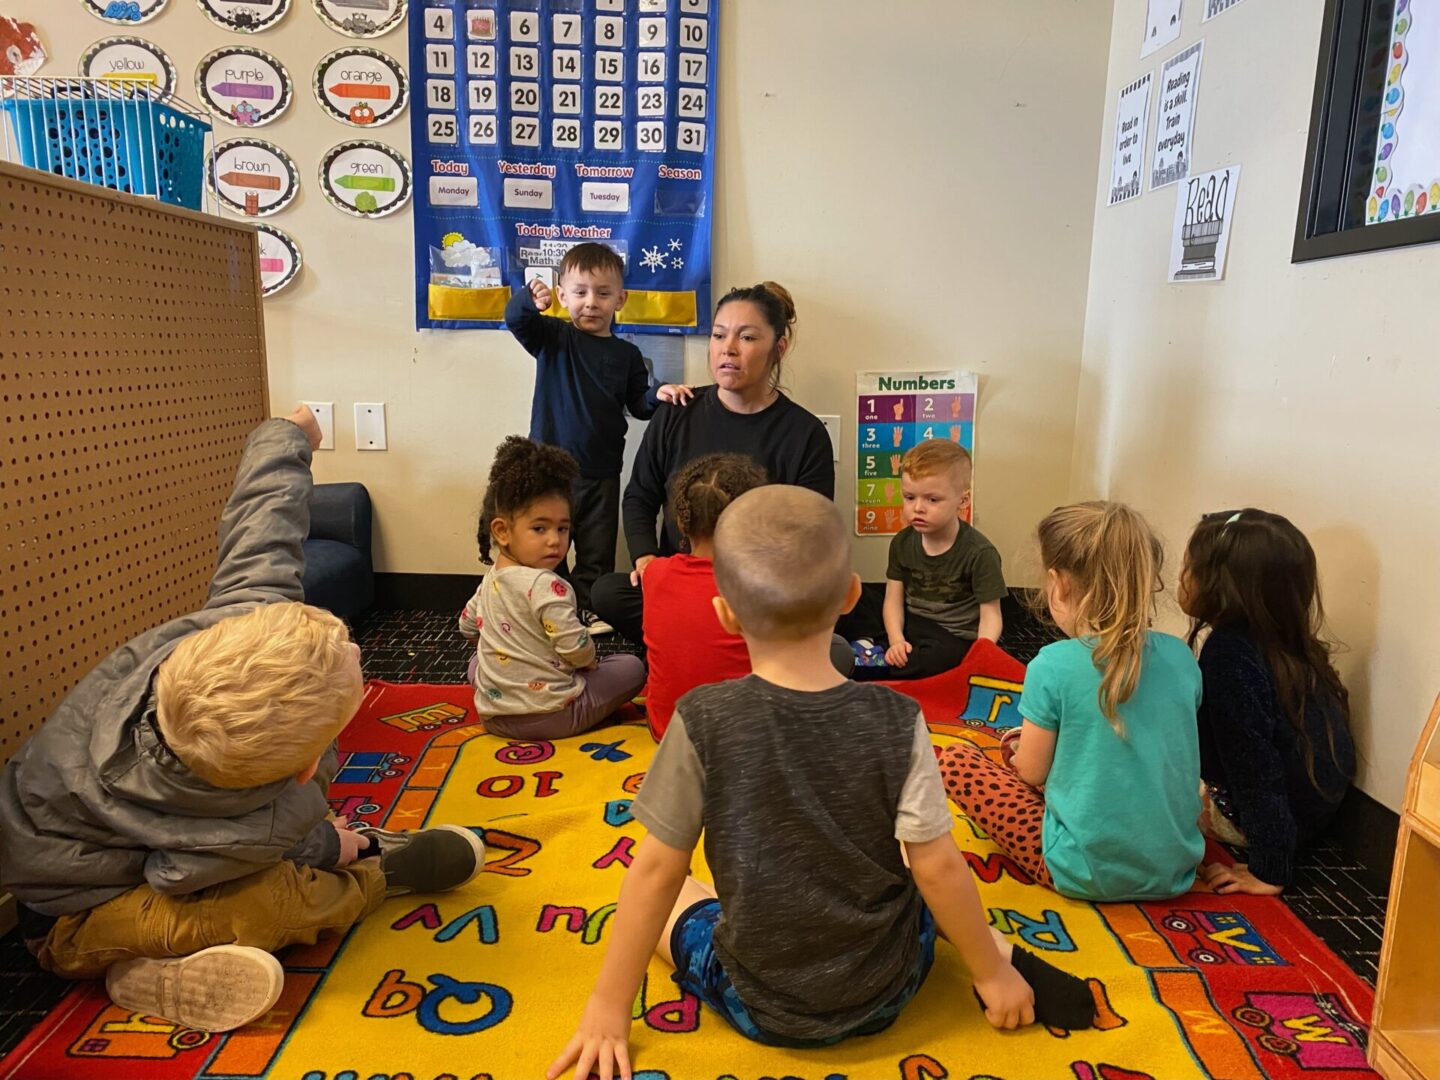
[{"x1": 0, "y1": 420, "x2": 343, "y2": 916}]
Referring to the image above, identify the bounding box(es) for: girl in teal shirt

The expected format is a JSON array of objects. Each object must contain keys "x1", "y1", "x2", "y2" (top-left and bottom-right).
[{"x1": 938, "y1": 502, "x2": 1205, "y2": 901}]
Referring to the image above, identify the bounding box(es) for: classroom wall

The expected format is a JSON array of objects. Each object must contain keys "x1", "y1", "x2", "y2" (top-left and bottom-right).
[
  {"x1": 1076, "y1": 0, "x2": 1440, "y2": 811},
  {"x1": 19, "y1": 1, "x2": 1112, "y2": 582}
]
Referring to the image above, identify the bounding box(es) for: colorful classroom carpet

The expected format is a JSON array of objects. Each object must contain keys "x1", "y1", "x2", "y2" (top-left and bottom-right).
[{"x1": 0, "y1": 642, "x2": 1377, "y2": 1080}]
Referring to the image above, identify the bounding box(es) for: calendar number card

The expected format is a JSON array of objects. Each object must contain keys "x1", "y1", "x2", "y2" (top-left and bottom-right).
[
  {"x1": 855, "y1": 371, "x2": 978, "y2": 537},
  {"x1": 408, "y1": 0, "x2": 718, "y2": 332}
]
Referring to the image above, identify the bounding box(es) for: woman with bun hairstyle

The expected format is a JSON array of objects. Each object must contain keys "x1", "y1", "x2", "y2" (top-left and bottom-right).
[{"x1": 591, "y1": 283, "x2": 836, "y2": 643}]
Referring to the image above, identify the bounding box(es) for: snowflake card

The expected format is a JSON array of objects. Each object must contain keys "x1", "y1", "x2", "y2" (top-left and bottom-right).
[{"x1": 408, "y1": 0, "x2": 718, "y2": 333}]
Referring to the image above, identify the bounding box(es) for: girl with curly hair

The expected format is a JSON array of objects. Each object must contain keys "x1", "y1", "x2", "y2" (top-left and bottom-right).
[{"x1": 459, "y1": 436, "x2": 645, "y2": 739}]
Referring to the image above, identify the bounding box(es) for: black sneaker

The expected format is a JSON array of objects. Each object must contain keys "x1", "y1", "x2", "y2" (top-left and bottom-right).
[
  {"x1": 579, "y1": 608, "x2": 614, "y2": 635},
  {"x1": 359, "y1": 825, "x2": 486, "y2": 897}
]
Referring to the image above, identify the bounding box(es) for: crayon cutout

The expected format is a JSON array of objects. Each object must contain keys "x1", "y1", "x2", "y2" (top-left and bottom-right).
[
  {"x1": 335, "y1": 174, "x2": 397, "y2": 192},
  {"x1": 329, "y1": 82, "x2": 394, "y2": 100},
  {"x1": 214, "y1": 81, "x2": 275, "y2": 100},
  {"x1": 220, "y1": 170, "x2": 283, "y2": 190}
]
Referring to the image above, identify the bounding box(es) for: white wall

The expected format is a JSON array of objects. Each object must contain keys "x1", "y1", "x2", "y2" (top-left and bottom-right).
[
  {"x1": 1076, "y1": 0, "x2": 1440, "y2": 811},
  {"x1": 22, "y1": 0, "x2": 1111, "y2": 581}
]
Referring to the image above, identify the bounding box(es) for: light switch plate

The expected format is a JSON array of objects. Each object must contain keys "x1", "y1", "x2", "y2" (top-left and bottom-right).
[
  {"x1": 355, "y1": 402, "x2": 387, "y2": 451},
  {"x1": 301, "y1": 401, "x2": 334, "y2": 450},
  {"x1": 817, "y1": 415, "x2": 841, "y2": 463}
]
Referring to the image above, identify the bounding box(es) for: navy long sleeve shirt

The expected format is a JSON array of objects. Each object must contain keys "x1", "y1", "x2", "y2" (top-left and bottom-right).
[
  {"x1": 505, "y1": 289, "x2": 658, "y2": 478},
  {"x1": 1196, "y1": 628, "x2": 1354, "y2": 887}
]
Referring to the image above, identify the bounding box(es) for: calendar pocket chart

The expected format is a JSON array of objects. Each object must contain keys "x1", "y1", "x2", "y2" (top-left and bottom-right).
[
  {"x1": 855, "y1": 371, "x2": 978, "y2": 536},
  {"x1": 408, "y1": 0, "x2": 717, "y2": 332}
]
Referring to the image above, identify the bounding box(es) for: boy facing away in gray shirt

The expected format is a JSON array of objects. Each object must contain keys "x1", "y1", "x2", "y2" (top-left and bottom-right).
[{"x1": 548, "y1": 485, "x2": 1094, "y2": 1080}]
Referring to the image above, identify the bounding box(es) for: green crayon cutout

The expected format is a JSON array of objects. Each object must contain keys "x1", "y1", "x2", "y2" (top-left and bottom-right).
[{"x1": 335, "y1": 174, "x2": 396, "y2": 192}]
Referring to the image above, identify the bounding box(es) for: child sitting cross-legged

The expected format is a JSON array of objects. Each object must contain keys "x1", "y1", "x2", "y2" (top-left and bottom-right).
[
  {"x1": 1180, "y1": 509, "x2": 1355, "y2": 896},
  {"x1": 939, "y1": 502, "x2": 1205, "y2": 901},
  {"x1": 0, "y1": 407, "x2": 485, "y2": 1035},
  {"x1": 549, "y1": 486, "x2": 1093, "y2": 1080},
  {"x1": 641, "y1": 452, "x2": 767, "y2": 741},
  {"x1": 840, "y1": 439, "x2": 1005, "y2": 680},
  {"x1": 461, "y1": 436, "x2": 646, "y2": 740}
]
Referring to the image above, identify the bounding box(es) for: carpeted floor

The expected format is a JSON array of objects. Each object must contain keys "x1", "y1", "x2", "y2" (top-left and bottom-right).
[{"x1": 0, "y1": 645, "x2": 1379, "y2": 1080}]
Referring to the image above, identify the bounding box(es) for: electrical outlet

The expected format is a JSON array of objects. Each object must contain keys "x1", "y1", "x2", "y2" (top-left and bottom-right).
[
  {"x1": 301, "y1": 401, "x2": 334, "y2": 450},
  {"x1": 817, "y1": 415, "x2": 841, "y2": 463},
  {"x1": 355, "y1": 402, "x2": 387, "y2": 451}
]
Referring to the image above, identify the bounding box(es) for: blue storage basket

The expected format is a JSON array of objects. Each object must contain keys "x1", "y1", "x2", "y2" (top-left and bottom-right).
[{"x1": 1, "y1": 95, "x2": 210, "y2": 210}]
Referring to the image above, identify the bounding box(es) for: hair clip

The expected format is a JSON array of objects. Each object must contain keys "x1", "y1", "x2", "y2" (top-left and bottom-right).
[{"x1": 1224, "y1": 512, "x2": 1243, "y2": 525}]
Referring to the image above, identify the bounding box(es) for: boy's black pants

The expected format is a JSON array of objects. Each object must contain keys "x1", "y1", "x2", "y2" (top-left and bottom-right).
[
  {"x1": 559, "y1": 474, "x2": 621, "y2": 612},
  {"x1": 835, "y1": 582, "x2": 974, "y2": 682}
]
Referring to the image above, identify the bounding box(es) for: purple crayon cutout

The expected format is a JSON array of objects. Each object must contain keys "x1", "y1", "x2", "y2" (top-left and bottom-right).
[{"x1": 214, "y1": 81, "x2": 276, "y2": 100}]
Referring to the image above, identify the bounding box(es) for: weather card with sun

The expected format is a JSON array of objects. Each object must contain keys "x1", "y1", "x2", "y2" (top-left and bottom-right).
[{"x1": 408, "y1": 0, "x2": 718, "y2": 333}]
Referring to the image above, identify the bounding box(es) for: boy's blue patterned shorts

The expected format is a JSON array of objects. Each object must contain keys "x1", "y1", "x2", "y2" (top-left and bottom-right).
[{"x1": 668, "y1": 898, "x2": 936, "y2": 1048}]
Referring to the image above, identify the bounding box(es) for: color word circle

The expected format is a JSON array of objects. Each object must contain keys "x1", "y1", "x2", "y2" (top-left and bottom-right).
[
  {"x1": 211, "y1": 137, "x2": 299, "y2": 216},
  {"x1": 255, "y1": 222, "x2": 302, "y2": 295},
  {"x1": 313, "y1": 0, "x2": 407, "y2": 38},
  {"x1": 79, "y1": 36, "x2": 177, "y2": 96},
  {"x1": 197, "y1": 0, "x2": 291, "y2": 34},
  {"x1": 320, "y1": 139, "x2": 412, "y2": 216},
  {"x1": 314, "y1": 46, "x2": 408, "y2": 126},
  {"x1": 82, "y1": 0, "x2": 170, "y2": 25},
  {"x1": 197, "y1": 46, "x2": 293, "y2": 127}
]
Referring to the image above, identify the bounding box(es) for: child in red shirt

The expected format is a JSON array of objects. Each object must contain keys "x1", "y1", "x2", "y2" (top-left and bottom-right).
[{"x1": 641, "y1": 454, "x2": 766, "y2": 740}]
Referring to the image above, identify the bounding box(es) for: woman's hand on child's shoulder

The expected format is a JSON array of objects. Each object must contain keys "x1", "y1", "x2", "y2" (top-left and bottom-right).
[
  {"x1": 1201, "y1": 861, "x2": 1283, "y2": 896},
  {"x1": 656, "y1": 383, "x2": 694, "y2": 406}
]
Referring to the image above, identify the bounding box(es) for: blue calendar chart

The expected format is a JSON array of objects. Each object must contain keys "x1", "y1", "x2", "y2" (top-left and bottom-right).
[{"x1": 408, "y1": 0, "x2": 718, "y2": 332}]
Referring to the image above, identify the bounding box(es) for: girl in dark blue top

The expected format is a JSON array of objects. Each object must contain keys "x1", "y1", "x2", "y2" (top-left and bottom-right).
[{"x1": 1180, "y1": 509, "x2": 1355, "y2": 895}]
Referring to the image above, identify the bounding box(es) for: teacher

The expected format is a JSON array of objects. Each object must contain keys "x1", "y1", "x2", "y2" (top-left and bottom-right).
[{"x1": 591, "y1": 281, "x2": 835, "y2": 642}]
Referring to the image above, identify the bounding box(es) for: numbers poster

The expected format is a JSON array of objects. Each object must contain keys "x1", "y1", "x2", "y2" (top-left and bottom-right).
[
  {"x1": 407, "y1": 0, "x2": 718, "y2": 333},
  {"x1": 856, "y1": 371, "x2": 977, "y2": 537}
]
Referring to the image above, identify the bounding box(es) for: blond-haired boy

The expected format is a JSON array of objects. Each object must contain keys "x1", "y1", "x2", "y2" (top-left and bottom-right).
[
  {"x1": 549, "y1": 486, "x2": 1091, "y2": 1080},
  {"x1": 0, "y1": 408, "x2": 484, "y2": 1033},
  {"x1": 841, "y1": 439, "x2": 1006, "y2": 680}
]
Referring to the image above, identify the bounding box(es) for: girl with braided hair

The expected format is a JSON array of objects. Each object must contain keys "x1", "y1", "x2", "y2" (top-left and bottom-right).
[
  {"x1": 459, "y1": 437, "x2": 646, "y2": 740},
  {"x1": 640, "y1": 453, "x2": 767, "y2": 740}
]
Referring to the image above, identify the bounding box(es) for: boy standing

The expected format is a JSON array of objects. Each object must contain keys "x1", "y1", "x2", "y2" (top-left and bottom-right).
[
  {"x1": 0, "y1": 407, "x2": 484, "y2": 1033},
  {"x1": 506, "y1": 243, "x2": 686, "y2": 630},
  {"x1": 548, "y1": 486, "x2": 1091, "y2": 1080},
  {"x1": 842, "y1": 439, "x2": 1006, "y2": 680}
]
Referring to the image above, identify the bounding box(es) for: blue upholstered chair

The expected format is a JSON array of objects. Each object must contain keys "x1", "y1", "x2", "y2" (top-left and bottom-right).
[{"x1": 302, "y1": 482, "x2": 374, "y2": 619}]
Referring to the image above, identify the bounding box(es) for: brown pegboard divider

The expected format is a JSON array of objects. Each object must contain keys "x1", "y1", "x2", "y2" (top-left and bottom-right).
[{"x1": 1, "y1": 162, "x2": 268, "y2": 764}]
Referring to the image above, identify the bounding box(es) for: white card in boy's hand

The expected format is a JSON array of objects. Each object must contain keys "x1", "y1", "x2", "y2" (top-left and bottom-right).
[{"x1": 525, "y1": 266, "x2": 554, "y2": 289}]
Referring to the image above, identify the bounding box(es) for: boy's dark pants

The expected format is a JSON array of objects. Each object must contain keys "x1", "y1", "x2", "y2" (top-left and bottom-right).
[
  {"x1": 836, "y1": 582, "x2": 974, "y2": 682},
  {"x1": 559, "y1": 474, "x2": 621, "y2": 612},
  {"x1": 28, "y1": 861, "x2": 386, "y2": 980}
]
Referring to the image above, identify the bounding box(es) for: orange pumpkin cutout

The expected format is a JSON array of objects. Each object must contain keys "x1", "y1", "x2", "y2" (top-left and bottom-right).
[{"x1": 349, "y1": 101, "x2": 377, "y2": 125}]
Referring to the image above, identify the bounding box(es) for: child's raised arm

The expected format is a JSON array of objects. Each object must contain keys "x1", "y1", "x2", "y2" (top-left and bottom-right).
[
  {"x1": 205, "y1": 407, "x2": 321, "y2": 611},
  {"x1": 548, "y1": 834, "x2": 691, "y2": 1080},
  {"x1": 905, "y1": 833, "x2": 1035, "y2": 1029}
]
